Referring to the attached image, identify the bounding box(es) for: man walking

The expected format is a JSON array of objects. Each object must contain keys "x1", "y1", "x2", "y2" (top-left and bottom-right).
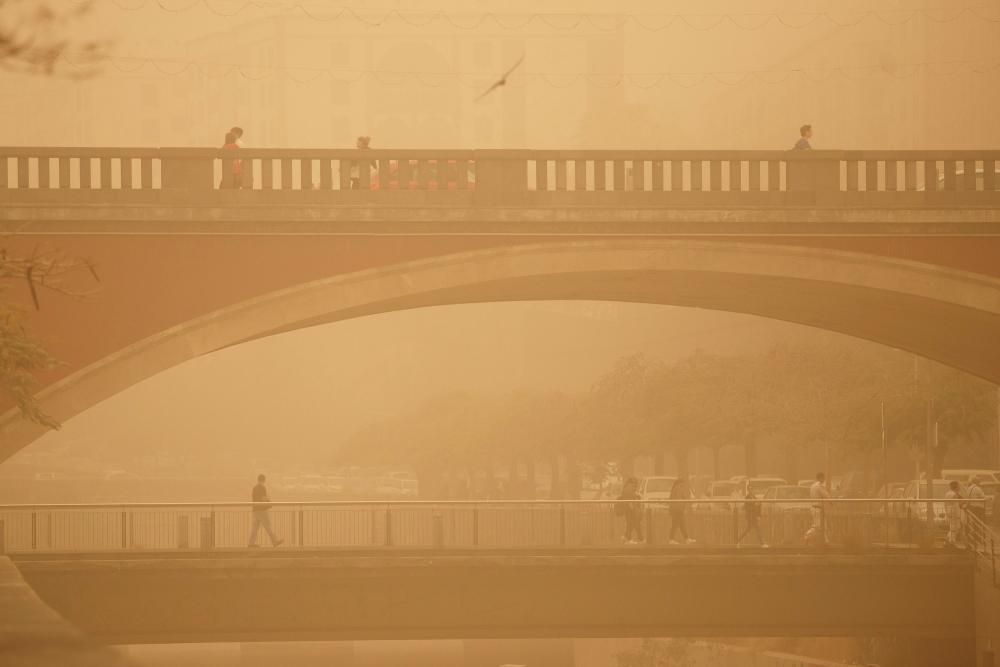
[
  {"x1": 669, "y1": 476, "x2": 696, "y2": 545},
  {"x1": 618, "y1": 477, "x2": 644, "y2": 544},
  {"x1": 738, "y1": 485, "x2": 768, "y2": 548},
  {"x1": 805, "y1": 472, "x2": 829, "y2": 545},
  {"x1": 793, "y1": 124, "x2": 813, "y2": 150},
  {"x1": 248, "y1": 474, "x2": 283, "y2": 548},
  {"x1": 945, "y1": 480, "x2": 964, "y2": 548}
]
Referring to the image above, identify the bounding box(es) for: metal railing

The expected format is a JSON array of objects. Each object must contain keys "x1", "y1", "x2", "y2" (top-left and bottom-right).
[
  {"x1": 0, "y1": 498, "x2": 985, "y2": 555},
  {"x1": 963, "y1": 507, "x2": 999, "y2": 587},
  {"x1": 1, "y1": 148, "x2": 998, "y2": 205}
]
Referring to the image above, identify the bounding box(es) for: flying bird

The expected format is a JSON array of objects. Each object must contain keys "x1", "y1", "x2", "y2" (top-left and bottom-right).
[{"x1": 475, "y1": 54, "x2": 525, "y2": 102}]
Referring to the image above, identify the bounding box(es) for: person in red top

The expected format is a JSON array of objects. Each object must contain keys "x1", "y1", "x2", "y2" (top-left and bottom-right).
[{"x1": 221, "y1": 131, "x2": 242, "y2": 189}]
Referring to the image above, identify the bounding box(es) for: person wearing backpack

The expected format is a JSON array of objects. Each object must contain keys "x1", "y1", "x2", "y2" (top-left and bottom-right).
[{"x1": 618, "y1": 477, "x2": 644, "y2": 544}]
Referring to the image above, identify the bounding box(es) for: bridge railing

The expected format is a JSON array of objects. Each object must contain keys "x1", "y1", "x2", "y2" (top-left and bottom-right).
[
  {"x1": 1, "y1": 148, "x2": 998, "y2": 205},
  {"x1": 0, "y1": 498, "x2": 984, "y2": 554}
]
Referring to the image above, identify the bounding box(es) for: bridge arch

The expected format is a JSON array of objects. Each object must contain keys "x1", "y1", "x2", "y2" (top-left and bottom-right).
[{"x1": 2, "y1": 239, "x2": 999, "y2": 460}]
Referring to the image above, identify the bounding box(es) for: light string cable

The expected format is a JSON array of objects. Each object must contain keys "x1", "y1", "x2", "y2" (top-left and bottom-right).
[
  {"x1": 100, "y1": 0, "x2": 1000, "y2": 31},
  {"x1": 70, "y1": 53, "x2": 1000, "y2": 87}
]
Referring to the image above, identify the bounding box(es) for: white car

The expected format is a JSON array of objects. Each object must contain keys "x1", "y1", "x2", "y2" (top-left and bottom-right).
[
  {"x1": 761, "y1": 485, "x2": 812, "y2": 512},
  {"x1": 941, "y1": 469, "x2": 999, "y2": 484},
  {"x1": 637, "y1": 476, "x2": 677, "y2": 504}
]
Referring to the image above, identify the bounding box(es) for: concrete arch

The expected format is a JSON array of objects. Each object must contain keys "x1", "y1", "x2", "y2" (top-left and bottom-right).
[{"x1": 2, "y1": 239, "x2": 1000, "y2": 461}]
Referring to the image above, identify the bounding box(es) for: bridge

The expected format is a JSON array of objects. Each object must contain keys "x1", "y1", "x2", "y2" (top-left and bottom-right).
[
  {"x1": 0, "y1": 499, "x2": 997, "y2": 664},
  {"x1": 1, "y1": 147, "x2": 1000, "y2": 460}
]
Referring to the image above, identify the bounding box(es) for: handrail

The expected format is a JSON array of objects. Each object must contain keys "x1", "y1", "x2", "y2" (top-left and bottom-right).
[
  {"x1": 963, "y1": 507, "x2": 999, "y2": 587},
  {"x1": 0, "y1": 497, "x2": 981, "y2": 510}
]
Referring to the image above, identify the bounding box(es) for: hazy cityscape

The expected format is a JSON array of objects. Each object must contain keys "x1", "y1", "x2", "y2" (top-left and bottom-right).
[{"x1": 1, "y1": 1, "x2": 999, "y2": 666}]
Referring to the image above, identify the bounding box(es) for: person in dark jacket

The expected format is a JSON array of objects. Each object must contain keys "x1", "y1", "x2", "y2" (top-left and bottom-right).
[
  {"x1": 738, "y1": 484, "x2": 768, "y2": 547},
  {"x1": 248, "y1": 474, "x2": 283, "y2": 547},
  {"x1": 669, "y1": 476, "x2": 696, "y2": 544},
  {"x1": 618, "y1": 477, "x2": 644, "y2": 544}
]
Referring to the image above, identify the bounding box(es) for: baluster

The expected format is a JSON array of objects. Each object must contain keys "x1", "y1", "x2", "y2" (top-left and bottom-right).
[
  {"x1": 943, "y1": 160, "x2": 957, "y2": 191},
  {"x1": 767, "y1": 160, "x2": 780, "y2": 191},
  {"x1": 457, "y1": 159, "x2": 469, "y2": 190},
  {"x1": 301, "y1": 158, "x2": 314, "y2": 190},
  {"x1": 709, "y1": 159, "x2": 721, "y2": 191},
  {"x1": 613, "y1": 159, "x2": 625, "y2": 191},
  {"x1": 535, "y1": 159, "x2": 548, "y2": 191},
  {"x1": 100, "y1": 157, "x2": 112, "y2": 189},
  {"x1": 748, "y1": 160, "x2": 760, "y2": 191},
  {"x1": 905, "y1": 161, "x2": 917, "y2": 191},
  {"x1": 594, "y1": 159, "x2": 606, "y2": 191},
  {"x1": 17, "y1": 157, "x2": 29, "y2": 188},
  {"x1": 38, "y1": 157, "x2": 50, "y2": 189},
  {"x1": 865, "y1": 160, "x2": 878, "y2": 192},
  {"x1": 417, "y1": 160, "x2": 432, "y2": 190},
  {"x1": 729, "y1": 160, "x2": 741, "y2": 192},
  {"x1": 262, "y1": 158, "x2": 274, "y2": 190},
  {"x1": 396, "y1": 159, "x2": 411, "y2": 190},
  {"x1": 241, "y1": 157, "x2": 253, "y2": 190},
  {"x1": 984, "y1": 159, "x2": 997, "y2": 191},
  {"x1": 690, "y1": 160, "x2": 703, "y2": 192},
  {"x1": 651, "y1": 160, "x2": 663, "y2": 191},
  {"x1": 924, "y1": 160, "x2": 938, "y2": 193},
  {"x1": 575, "y1": 159, "x2": 586, "y2": 191},
  {"x1": 359, "y1": 157, "x2": 371, "y2": 190},
  {"x1": 320, "y1": 159, "x2": 333, "y2": 189},
  {"x1": 281, "y1": 158, "x2": 292, "y2": 190},
  {"x1": 121, "y1": 158, "x2": 133, "y2": 190},
  {"x1": 58, "y1": 157, "x2": 70, "y2": 189},
  {"x1": 141, "y1": 158, "x2": 153, "y2": 190},
  {"x1": 632, "y1": 159, "x2": 645, "y2": 191},
  {"x1": 670, "y1": 160, "x2": 683, "y2": 191},
  {"x1": 0, "y1": 155, "x2": 7, "y2": 188},
  {"x1": 963, "y1": 159, "x2": 976, "y2": 191},
  {"x1": 885, "y1": 160, "x2": 898, "y2": 192},
  {"x1": 80, "y1": 157, "x2": 92, "y2": 189},
  {"x1": 555, "y1": 159, "x2": 567, "y2": 191},
  {"x1": 846, "y1": 161, "x2": 859, "y2": 192}
]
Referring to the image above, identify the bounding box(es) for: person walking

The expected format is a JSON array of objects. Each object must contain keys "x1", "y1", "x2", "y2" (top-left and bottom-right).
[
  {"x1": 221, "y1": 131, "x2": 242, "y2": 189},
  {"x1": 669, "y1": 476, "x2": 696, "y2": 545},
  {"x1": 805, "y1": 472, "x2": 830, "y2": 545},
  {"x1": 966, "y1": 477, "x2": 987, "y2": 549},
  {"x1": 945, "y1": 480, "x2": 964, "y2": 548},
  {"x1": 617, "y1": 477, "x2": 644, "y2": 544},
  {"x1": 793, "y1": 124, "x2": 813, "y2": 150},
  {"x1": 738, "y1": 485, "x2": 768, "y2": 548},
  {"x1": 350, "y1": 135, "x2": 374, "y2": 189},
  {"x1": 248, "y1": 474, "x2": 283, "y2": 548}
]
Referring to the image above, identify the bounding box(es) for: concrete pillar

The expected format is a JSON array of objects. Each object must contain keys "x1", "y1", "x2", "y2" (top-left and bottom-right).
[{"x1": 159, "y1": 149, "x2": 214, "y2": 190}]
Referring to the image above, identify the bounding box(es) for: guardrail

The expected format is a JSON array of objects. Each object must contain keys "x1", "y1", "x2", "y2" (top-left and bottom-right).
[
  {"x1": 1, "y1": 148, "x2": 998, "y2": 205},
  {"x1": 963, "y1": 508, "x2": 998, "y2": 587},
  {"x1": 0, "y1": 498, "x2": 986, "y2": 554}
]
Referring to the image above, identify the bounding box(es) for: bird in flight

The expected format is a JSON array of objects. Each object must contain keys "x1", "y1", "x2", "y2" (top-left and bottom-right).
[{"x1": 475, "y1": 54, "x2": 525, "y2": 101}]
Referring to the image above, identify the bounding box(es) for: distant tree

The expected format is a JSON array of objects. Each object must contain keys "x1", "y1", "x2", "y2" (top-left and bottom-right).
[
  {"x1": 0, "y1": 247, "x2": 99, "y2": 429},
  {"x1": 0, "y1": 0, "x2": 106, "y2": 75}
]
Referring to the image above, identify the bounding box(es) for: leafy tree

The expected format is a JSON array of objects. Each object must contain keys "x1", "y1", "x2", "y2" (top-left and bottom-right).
[{"x1": 0, "y1": 0, "x2": 105, "y2": 75}]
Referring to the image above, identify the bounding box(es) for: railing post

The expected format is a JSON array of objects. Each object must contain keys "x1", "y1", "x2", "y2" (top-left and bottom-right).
[
  {"x1": 433, "y1": 510, "x2": 445, "y2": 549},
  {"x1": 472, "y1": 506, "x2": 479, "y2": 548},
  {"x1": 473, "y1": 150, "x2": 527, "y2": 205},
  {"x1": 732, "y1": 505, "x2": 739, "y2": 546},
  {"x1": 199, "y1": 514, "x2": 215, "y2": 550},
  {"x1": 31, "y1": 511, "x2": 36, "y2": 551},
  {"x1": 559, "y1": 504, "x2": 567, "y2": 547},
  {"x1": 785, "y1": 152, "x2": 840, "y2": 203},
  {"x1": 177, "y1": 515, "x2": 189, "y2": 549},
  {"x1": 121, "y1": 510, "x2": 128, "y2": 550},
  {"x1": 298, "y1": 507, "x2": 305, "y2": 548},
  {"x1": 384, "y1": 506, "x2": 393, "y2": 547},
  {"x1": 645, "y1": 505, "x2": 654, "y2": 547},
  {"x1": 0, "y1": 519, "x2": 5, "y2": 555},
  {"x1": 159, "y1": 149, "x2": 214, "y2": 190}
]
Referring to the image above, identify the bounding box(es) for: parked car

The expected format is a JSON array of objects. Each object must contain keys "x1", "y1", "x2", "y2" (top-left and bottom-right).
[
  {"x1": 698, "y1": 480, "x2": 738, "y2": 511},
  {"x1": 941, "y1": 469, "x2": 999, "y2": 484},
  {"x1": 637, "y1": 476, "x2": 677, "y2": 505},
  {"x1": 761, "y1": 485, "x2": 812, "y2": 512},
  {"x1": 734, "y1": 476, "x2": 788, "y2": 499}
]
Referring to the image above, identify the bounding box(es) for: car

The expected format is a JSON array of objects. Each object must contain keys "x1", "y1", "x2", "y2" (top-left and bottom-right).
[
  {"x1": 941, "y1": 469, "x2": 999, "y2": 484},
  {"x1": 699, "y1": 480, "x2": 738, "y2": 511},
  {"x1": 637, "y1": 476, "x2": 678, "y2": 504},
  {"x1": 899, "y1": 479, "x2": 964, "y2": 529},
  {"x1": 734, "y1": 476, "x2": 788, "y2": 499},
  {"x1": 761, "y1": 485, "x2": 812, "y2": 512}
]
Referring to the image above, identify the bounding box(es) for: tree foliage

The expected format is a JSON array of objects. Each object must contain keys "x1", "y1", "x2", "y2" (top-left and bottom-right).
[{"x1": 0, "y1": 0, "x2": 105, "y2": 75}]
